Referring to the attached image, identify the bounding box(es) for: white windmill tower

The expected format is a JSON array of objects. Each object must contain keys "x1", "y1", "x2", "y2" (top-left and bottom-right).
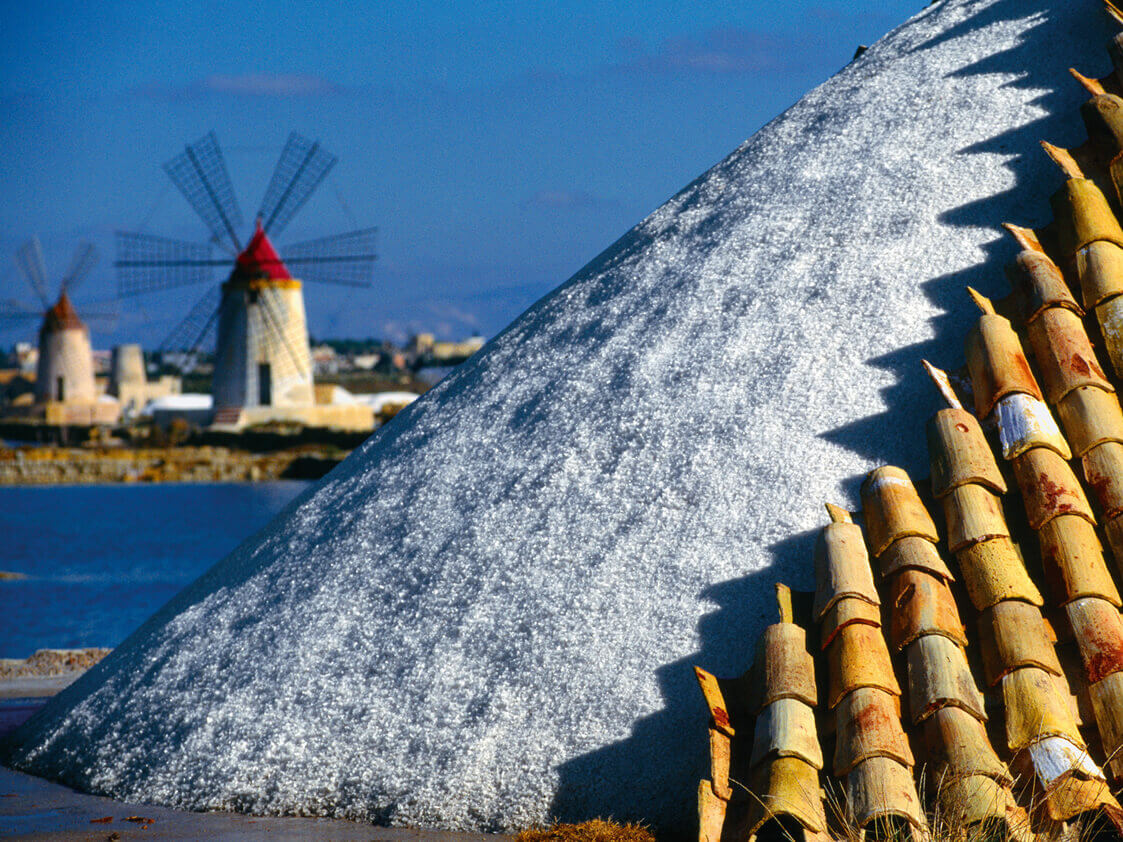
[
  {"x1": 1, "y1": 237, "x2": 119, "y2": 424},
  {"x1": 115, "y1": 132, "x2": 378, "y2": 430}
]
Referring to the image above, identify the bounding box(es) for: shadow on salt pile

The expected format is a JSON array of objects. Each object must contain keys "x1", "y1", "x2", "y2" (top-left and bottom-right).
[
  {"x1": 824, "y1": 0, "x2": 1093, "y2": 475},
  {"x1": 549, "y1": 530, "x2": 818, "y2": 839}
]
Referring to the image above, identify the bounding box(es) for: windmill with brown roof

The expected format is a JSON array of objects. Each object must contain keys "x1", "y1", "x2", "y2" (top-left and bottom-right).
[{"x1": 0, "y1": 237, "x2": 119, "y2": 424}]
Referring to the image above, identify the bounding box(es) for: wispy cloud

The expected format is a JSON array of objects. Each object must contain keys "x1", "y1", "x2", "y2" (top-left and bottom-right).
[
  {"x1": 427, "y1": 302, "x2": 481, "y2": 329},
  {"x1": 135, "y1": 73, "x2": 344, "y2": 101},
  {"x1": 611, "y1": 27, "x2": 803, "y2": 76},
  {"x1": 522, "y1": 189, "x2": 617, "y2": 211}
]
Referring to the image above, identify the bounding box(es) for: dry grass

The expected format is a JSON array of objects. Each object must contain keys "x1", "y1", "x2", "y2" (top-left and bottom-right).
[
  {"x1": 516, "y1": 819, "x2": 656, "y2": 842},
  {"x1": 722, "y1": 772, "x2": 1123, "y2": 842}
]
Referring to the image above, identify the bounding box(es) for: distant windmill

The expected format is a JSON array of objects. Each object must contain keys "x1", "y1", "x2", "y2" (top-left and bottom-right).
[
  {"x1": 0, "y1": 237, "x2": 113, "y2": 404},
  {"x1": 116, "y1": 131, "x2": 376, "y2": 414}
]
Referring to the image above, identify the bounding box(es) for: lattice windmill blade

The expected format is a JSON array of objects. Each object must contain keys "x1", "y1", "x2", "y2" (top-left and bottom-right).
[
  {"x1": 83, "y1": 310, "x2": 121, "y2": 333},
  {"x1": 163, "y1": 131, "x2": 244, "y2": 251},
  {"x1": 257, "y1": 287, "x2": 310, "y2": 377},
  {"x1": 0, "y1": 298, "x2": 44, "y2": 327},
  {"x1": 59, "y1": 242, "x2": 99, "y2": 296},
  {"x1": 281, "y1": 227, "x2": 378, "y2": 287},
  {"x1": 15, "y1": 237, "x2": 51, "y2": 307},
  {"x1": 157, "y1": 284, "x2": 224, "y2": 353},
  {"x1": 257, "y1": 132, "x2": 337, "y2": 238},
  {"x1": 115, "y1": 231, "x2": 223, "y2": 297},
  {"x1": 78, "y1": 297, "x2": 123, "y2": 328}
]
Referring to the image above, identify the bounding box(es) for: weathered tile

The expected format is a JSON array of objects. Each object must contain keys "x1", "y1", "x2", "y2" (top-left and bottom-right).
[
  {"x1": 1082, "y1": 440, "x2": 1123, "y2": 519},
  {"x1": 833, "y1": 686, "x2": 914, "y2": 776},
  {"x1": 813, "y1": 521, "x2": 878, "y2": 619},
  {"x1": 819, "y1": 597, "x2": 881, "y2": 651},
  {"x1": 878, "y1": 535, "x2": 954, "y2": 582},
  {"x1": 906, "y1": 634, "x2": 986, "y2": 723},
  {"x1": 888, "y1": 568, "x2": 967, "y2": 652},
  {"x1": 993, "y1": 393, "x2": 1072, "y2": 460},
  {"x1": 1027, "y1": 307, "x2": 1113, "y2": 404},
  {"x1": 1001, "y1": 667, "x2": 1084, "y2": 752},
  {"x1": 1066, "y1": 596, "x2": 1123, "y2": 684},
  {"x1": 1038, "y1": 514, "x2": 1121, "y2": 605},
  {"x1": 1012, "y1": 446, "x2": 1094, "y2": 530},
  {"x1": 746, "y1": 756, "x2": 827, "y2": 837},
  {"x1": 845, "y1": 757, "x2": 927, "y2": 834},
  {"x1": 1051, "y1": 177, "x2": 1123, "y2": 258},
  {"x1": 749, "y1": 623, "x2": 817, "y2": 711},
  {"x1": 965, "y1": 312, "x2": 1043, "y2": 419},
  {"x1": 927, "y1": 409, "x2": 1006, "y2": 498},
  {"x1": 1011, "y1": 249, "x2": 1081, "y2": 322},
  {"x1": 943, "y1": 484, "x2": 1009, "y2": 552},
  {"x1": 921, "y1": 705, "x2": 1011, "y2": 786},
  {"x1": 978, "y1": 600, "x2": 1063, "y2": 685},
  {"x1": 1088, "y1": 671, "x2": 1123, "y2": 779},
  {"x1": 826, "y1": 623, "x2": 901, "y2": 709},
  {"x1": 954, "y1": 537, "x2": 1043, "y2": 609},
  {"x1": 750, "y1": 698, "x2": 823, "y2": 771},
  {"x1": 861, "y1": 466, "x2": 939, "y2": 558},
  {"x1": 1058, "y1": 386, "x2": 1123, "y2": 457}
]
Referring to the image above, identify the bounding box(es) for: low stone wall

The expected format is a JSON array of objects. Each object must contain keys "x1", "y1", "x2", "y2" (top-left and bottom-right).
[{"x1": 0, "y1": 446, "x2": 345, "y2": 485}]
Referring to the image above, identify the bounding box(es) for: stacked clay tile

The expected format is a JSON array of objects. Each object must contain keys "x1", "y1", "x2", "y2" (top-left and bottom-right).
[
  {"x1": 1003, "y1": 245, "x2": 1123, "y2": 784},
  {"x1": 695, "y1": 585, "x2": 829, "y2": 842},
  {"x1": 1013, "y1": 175, "x2": 1123, "y2": 574},
  {"x1": 1035, "y1": 37, "x2": 1123, "y2": 378},
  {"x1": 813, "y1": 504, "x2": 928, "y2": 838},
  {"x1": 859, "y1": 466, "x2": 1028, "y2": 837},
  {"x1": 689, "y1": 12, "x2": 1123, "y2": 840},
  {"x1": 932, "y1": 309, "x2": 1123, "y2": 828}
]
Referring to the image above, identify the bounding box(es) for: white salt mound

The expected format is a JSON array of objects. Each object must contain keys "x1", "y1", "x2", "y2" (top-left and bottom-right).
[{"x1": 4, "y1": 1, "x2": 1114, "y2": 835}]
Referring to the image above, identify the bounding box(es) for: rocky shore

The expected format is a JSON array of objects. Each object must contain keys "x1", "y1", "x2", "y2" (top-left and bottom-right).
[
  {"x1": 0, "y1": 648, "x2": 112, "y2": 680},
  {"x1": 0, "y1": 648, "x2": 112, "y2": 701}
]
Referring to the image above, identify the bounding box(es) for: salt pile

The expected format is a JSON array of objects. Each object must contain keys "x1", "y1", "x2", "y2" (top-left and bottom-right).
[{"x1": 4, "y1": 1, "x2": 1115, "y2": 835}]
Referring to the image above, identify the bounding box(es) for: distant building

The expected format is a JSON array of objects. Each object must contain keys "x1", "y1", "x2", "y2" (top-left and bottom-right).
[
  {"x1": 109, "y1": 344, "x2": 181, "y2": 421},
  {"x1": 431, "y1": 335, "x2": 485, "y2": 362},
  {"x1": 310, "y1": 344, "x2": 340, "y2": 376},
  {"x1": 14, "y1": 343, "x2": 38, "y2": 375},
  {"x1": 408, "y1": 333, "x2": 435, "y2": 355},
  {"x1": 406, "y1": 332, "x2": 485, "y2": 369}
]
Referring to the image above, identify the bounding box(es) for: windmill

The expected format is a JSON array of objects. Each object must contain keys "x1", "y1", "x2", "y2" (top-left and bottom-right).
[
  {"x1": 1, "y1": 237, "x2": 110, "y2": 405},
  {"x1": 116, "y1": 131, "x2": 377, "y2": 418}
]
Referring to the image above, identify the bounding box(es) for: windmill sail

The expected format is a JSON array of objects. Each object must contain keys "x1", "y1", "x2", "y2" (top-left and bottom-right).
[
  {"x1": 59, "y1": 242, "x2": 99, "y2": 295},
  {"x1": 15, "y1": 237, "x2": 51, "y2": 307},
  {"x1": 281, "y1": 227, "x2": 378, "y2": 287},
  {"x1": 0, "y1": 299, "x2": 44, "y2": 326},
  {"x1": 257, "y1": 132, "x2": 337, "y2": 238},
  {"x1": 163, "y1": 131, "x2": 244, "y2": 251},
  {"x1": 115, "y1": 232, "x2": 218, "y2": 296},
  {"x1": 157, "y1": 285, "x2": 224, "y2": 353}
]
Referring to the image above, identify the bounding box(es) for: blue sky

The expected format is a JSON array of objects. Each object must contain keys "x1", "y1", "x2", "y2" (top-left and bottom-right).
[{"x1": 0, "y1": 0, "x2": 921, "y2": 347}]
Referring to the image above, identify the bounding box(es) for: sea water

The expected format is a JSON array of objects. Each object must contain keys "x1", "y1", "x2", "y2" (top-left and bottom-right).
[{"x1": 0, "y1": 482, "x2": 311, "y2": 656}]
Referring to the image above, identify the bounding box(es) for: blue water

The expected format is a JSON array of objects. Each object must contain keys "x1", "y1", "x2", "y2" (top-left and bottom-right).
[{"x1": 0, "y1": 482, "x2": 312, "y2": 657}]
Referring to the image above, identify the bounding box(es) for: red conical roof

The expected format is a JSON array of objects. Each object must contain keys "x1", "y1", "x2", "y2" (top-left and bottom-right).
[
  {"x1": 232, "y1": 219, "x2": 291, "y2": 280},
  {"x1": 41, "y1": 291, "x2": 86, "y2": 333}
]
